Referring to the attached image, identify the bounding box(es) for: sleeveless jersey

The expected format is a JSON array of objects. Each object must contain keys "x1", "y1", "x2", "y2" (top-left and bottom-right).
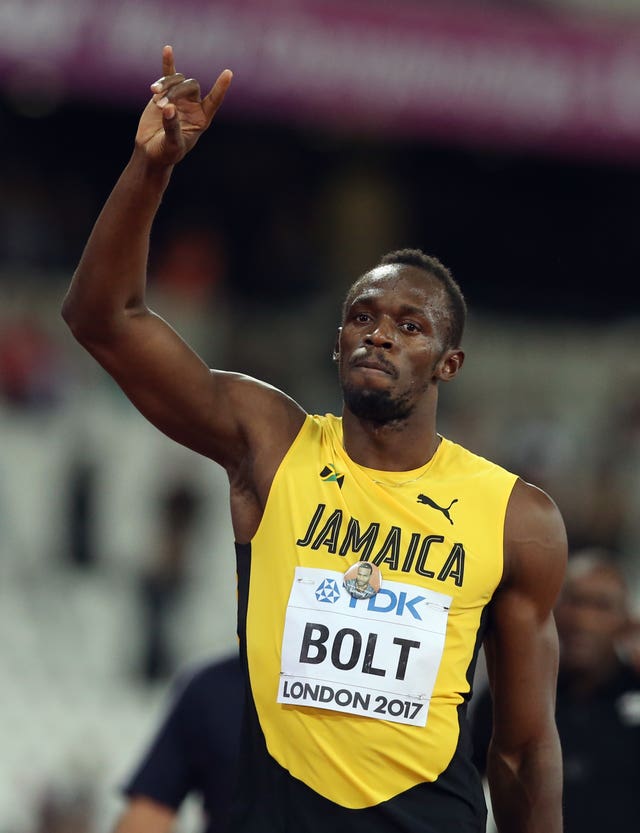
[{"x1": 232, "y1": 414, "x2": 517, "y2": 833}]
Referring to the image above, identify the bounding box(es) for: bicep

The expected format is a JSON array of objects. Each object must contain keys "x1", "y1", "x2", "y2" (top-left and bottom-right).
[{"x1": 485, "y1": 480, "x2": 567, "y2": 753}]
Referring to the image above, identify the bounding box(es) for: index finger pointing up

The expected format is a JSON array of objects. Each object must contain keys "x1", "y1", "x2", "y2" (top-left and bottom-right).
[{"x1": 162, "y1": 44, "x2": 176, "y2": 77}]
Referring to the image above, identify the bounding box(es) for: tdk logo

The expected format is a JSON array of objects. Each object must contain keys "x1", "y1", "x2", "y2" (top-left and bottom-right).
[
  {"x1": 315, "y1": 578, "x2": 341, "y2": 603},
  {"x1": 349, "y1": 589, "x2": 426, "y2": 620}
]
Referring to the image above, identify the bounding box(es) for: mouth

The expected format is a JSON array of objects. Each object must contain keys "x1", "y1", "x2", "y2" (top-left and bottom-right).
[{"x1": 352, "y1": 356, "x2": 396, "y2": 377}]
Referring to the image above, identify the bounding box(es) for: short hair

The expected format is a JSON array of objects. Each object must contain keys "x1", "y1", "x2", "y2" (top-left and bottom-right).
[
  {"x1": 357, "y1": 562, "x2": 373, "y2": 573},
  {"x1": 342, "y1": 248, "x2": 467, "y2": 349}
]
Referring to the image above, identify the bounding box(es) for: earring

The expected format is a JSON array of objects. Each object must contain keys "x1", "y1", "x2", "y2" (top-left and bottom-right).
[{"x1": 332, "y1": 351, "x2": 339, "y2": 362}]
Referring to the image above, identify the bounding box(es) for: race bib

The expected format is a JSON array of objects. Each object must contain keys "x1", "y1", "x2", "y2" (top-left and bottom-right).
[{"x1": 277, "y1": 566, "x2": 451, "y2": 726}]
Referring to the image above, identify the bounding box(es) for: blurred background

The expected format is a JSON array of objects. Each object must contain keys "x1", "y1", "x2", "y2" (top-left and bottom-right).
[{"x1": 1, "y1": 0, "x2": 640, "y2": 831}]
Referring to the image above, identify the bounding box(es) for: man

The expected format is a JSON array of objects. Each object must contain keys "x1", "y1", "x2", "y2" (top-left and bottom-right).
[
  {"x1": 343, "y1": 561, "x2": 377, "y2": 599},
  {"x1": 472, "y1": 549, "x2": 640, "y2": 833},
  {"x1": 113, "y1": 654, "x2": 243, "y2": 833},
  {"x1": 62, "y1": 45, "x2": 568, "y2": 833}
]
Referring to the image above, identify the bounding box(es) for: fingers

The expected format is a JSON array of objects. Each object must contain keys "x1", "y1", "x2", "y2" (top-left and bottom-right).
[
  {"x1": 202, "y1": 69, "x2": 233, "y2": 121},
  {"x1": 151, "y1": 73, "x2": 187, "y2": 98},
  {"x1": 161, "y1": 103, "x2": 182, "y2": 148},
  {"x1": 148, "y1": 45, "x2": 233, "y2": 125},
  {"x1": 151, "y1": 43, "x2": 182, "y2": 98},
  {"x1": 151, "y1": 76, "x2": 202, "y2": 117},
  {"x1": 162, "y1": 44, "x2": 175, "y2": 78}
]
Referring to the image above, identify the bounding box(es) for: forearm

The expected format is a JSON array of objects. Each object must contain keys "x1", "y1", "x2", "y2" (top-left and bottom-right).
[
  {"x1": 112, "y1": 797, "x2": 176, "y2": 833},
  {"x1": 487, "y1": 733, "x2": 563, "y2": 833},
  {"x1": 62, "y1": 149, "x2": 173, "y2": 341}
]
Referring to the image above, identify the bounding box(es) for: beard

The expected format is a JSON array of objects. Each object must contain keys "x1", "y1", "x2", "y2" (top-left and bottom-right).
[{"x1": 342, "y1": 383, "x2": 414, "y2": 425}]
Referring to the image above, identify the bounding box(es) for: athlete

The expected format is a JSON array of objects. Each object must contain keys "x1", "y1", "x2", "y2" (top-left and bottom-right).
[
  {"x1": 62, "y1": 45, "x2": 568, "y2": 833},
  {"x1": 343, "y1": 562, "x2": 377, "y2": 599}
]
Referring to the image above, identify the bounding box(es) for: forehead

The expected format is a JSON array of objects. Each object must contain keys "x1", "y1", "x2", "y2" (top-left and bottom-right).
[{"x1": 347, "y1": 264, "x2": 446, "y2": 310}]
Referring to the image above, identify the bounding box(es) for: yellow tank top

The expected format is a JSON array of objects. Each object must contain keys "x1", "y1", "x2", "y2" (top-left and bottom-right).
[{"x1": 244, "y1": 413, "x2": 517, "y2": 809}]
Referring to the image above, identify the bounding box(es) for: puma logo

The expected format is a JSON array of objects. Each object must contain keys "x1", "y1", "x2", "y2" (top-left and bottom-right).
[{"x1": 416, "y1": 494, "x2": 458, "y2": 525}]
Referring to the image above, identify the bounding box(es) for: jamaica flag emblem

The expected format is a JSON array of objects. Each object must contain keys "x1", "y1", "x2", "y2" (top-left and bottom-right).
[{"x1": 320, "y1": 464, "x2": 344, "y2": 489}]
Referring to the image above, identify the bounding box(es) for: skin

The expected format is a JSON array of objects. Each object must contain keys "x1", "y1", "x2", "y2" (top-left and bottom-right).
[
  {"x1": 113, "y1": 797, "x2": 175, "y2": 833},
  {"x1": 61, "y1": 45, "x2": 568, "y2": 833},
  {"x1": 355, "y1": 565, "x2": 372, "y2": 590}
]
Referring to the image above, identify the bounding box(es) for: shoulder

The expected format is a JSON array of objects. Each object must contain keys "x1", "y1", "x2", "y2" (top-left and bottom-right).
[
  {"x1": 223, "y1": 375, "x2": 308, "y2": 519},
  {"x1": 437, "y1": 436, "x2": 518, "y2": 485},
  {"x1": 222, "y1": 372, "x2": 307, "y2": 447},
  {"x1": 295, "y1": 412, "x2": 342, "y2": 441},
  {"x1": 505, "y1": 479, "x2": 567, "y2": 558},
  {"x1": 256, "y1": 411, "x2": 341, "y2": 476},
  {"x1": 196, "y1": 655, "x2": 243, "y2": 688},
  {"x1": 171, "y1": 655, "x2": 243, "y2": 704},
  {"x1": 501, "y1": 478, "x2": 568, "y2": 602},
  {"x1": 193, "y1": 653, "x2": 242, "y2": 681}
]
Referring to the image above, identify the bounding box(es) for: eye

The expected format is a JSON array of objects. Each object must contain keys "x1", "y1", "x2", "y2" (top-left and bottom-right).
[
  {"x1": 353, "y1": 312, "x2": 371, "y2": 323},
  {"x1": 400, "y1": 321, "x2": 421, "y2": 333}
]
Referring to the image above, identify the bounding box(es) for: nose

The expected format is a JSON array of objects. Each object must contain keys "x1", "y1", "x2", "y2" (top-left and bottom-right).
[{"x1": 365, "y1": 317, "x2": 395, "y2": 349}]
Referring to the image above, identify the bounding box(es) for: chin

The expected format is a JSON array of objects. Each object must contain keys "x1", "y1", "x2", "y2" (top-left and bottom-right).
[{"x1": 343, "y1": 385, "x2": 412, "y2": 424}]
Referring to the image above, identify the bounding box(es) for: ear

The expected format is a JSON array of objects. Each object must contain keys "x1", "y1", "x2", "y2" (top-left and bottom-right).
[
  {"x1": 333, "y1": 328, "x2": 342, "y2": 362},
  {"x1": 436, "y1": 348, "x2": 465, "y2": 382}
]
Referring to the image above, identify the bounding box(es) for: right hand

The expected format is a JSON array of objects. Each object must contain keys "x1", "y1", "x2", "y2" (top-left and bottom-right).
[{"x1": 135, "y1": 44, "x2": 233, "y2": 166}]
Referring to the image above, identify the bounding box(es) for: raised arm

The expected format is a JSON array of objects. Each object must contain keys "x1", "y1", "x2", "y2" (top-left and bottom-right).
[
  {"x1": 61, "y1": 47, "x2": 305, "y2": 530},
  {"x1": 483, "y1": 479, "x2": 567, "y2": 833}
]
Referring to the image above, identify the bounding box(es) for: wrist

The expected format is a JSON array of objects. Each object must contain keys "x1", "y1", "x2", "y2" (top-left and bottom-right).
[{"x1": 130, "y1": 146, "x2": 175, "y2": 183}]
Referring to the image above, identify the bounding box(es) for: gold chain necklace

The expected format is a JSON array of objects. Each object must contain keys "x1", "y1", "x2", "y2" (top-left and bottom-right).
[{"x1": 369, "y1": 464, "x2": 432, "y2": 488}]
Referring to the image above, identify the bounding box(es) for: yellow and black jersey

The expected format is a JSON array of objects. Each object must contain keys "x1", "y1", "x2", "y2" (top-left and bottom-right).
[{"x1": 231, "y1": 414, "x2": 517, "y2": 832}]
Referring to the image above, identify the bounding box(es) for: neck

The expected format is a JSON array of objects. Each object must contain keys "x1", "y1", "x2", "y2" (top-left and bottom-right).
[{"x1": 341, "y1": 405, "x2": 440, "y2": 471}]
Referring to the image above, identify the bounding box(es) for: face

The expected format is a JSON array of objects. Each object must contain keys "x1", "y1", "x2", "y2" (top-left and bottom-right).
[
  {"x1": 356, "y1": 566, "x2": 372, "y2": 588},
  {"x1": 555, "y1": 564, "x2": 629, "y2": 675},
  {"x1": 337, "y1": 265, "x2": 462, "y2": 424}
]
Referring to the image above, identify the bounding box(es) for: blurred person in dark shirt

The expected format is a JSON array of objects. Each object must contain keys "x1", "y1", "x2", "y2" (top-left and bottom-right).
[
  {"x1": 470, "y1": 548, "x2": 640, "y2": 833},
  {"x1": 113, "y1": 654, "x2": 243, "y2": 833}
]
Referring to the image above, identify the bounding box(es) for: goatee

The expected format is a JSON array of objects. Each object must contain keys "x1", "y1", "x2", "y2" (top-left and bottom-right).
[{"x1": 343, "y1": 385, "x2": 413, "y2": 425}]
